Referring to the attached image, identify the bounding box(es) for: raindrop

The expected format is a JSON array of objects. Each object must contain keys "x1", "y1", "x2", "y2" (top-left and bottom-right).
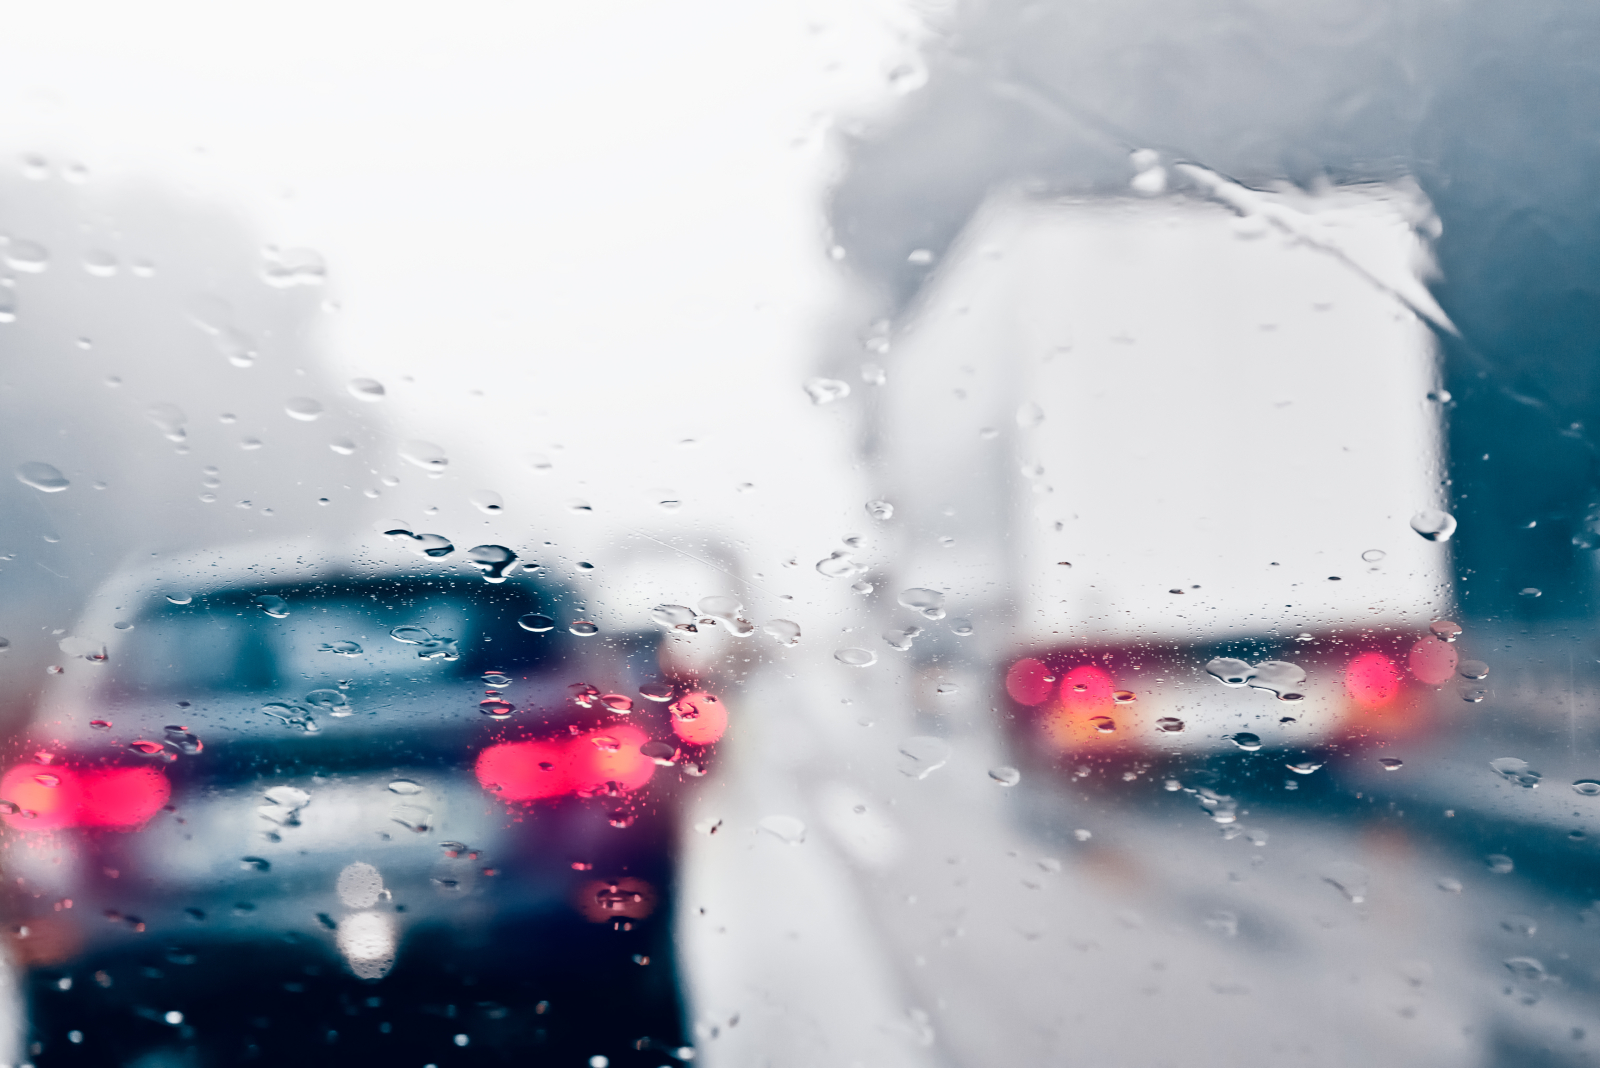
[
  {"x1": 1519, "y1": 587, "x2": 1541, "y2": 598},
  {"x1": 1486, "y1": 854, "x2": 1515, "y2": 875},
  {"x1": 479, "y1": 698, "x2": 514, "y2": 718},
  {"x1": 898, "y1": 736, "x2": 950, "y2": 779},
  {"x1": 1501, "y1": 915, "x2": 1538, "y2": 937},
  {"x1": 240, "y1": 857, "x2": 271, "y2": 872},
  {"x1": 1205, "y1": 657, "x2": 1252, "y2": 687},
  {"x1": 698, "y1": 595, "x2": 755, "y2": 637},
  {"x1": 3, "y1": 239, "x2": 48, "y2": 272},
  {"x1": 1436, "y1": 877, "x2": 1463, "y2": 893},
  {"x1": 989, "y1": 765, "x2": 1021, "y2": 787},
  {"x1": 518, "y1": 613, "x2": 555, "y2": 633},
  {"x1": 304, "y1": 690, "x2": 351, "y2": 717},
  {"x1": 1459, "y1": 660, "x2": 1490, "y2": 680},
  {"x1": 1016, "y1": 402, "x2": 1045, "y2": 428},
  {"x1": 0, "y1": 290, "x2": 15, "y2": 322},
  {"x1": 260, "y1": 246, "x2": 326, "y2": 287},
  {"x1": 261, "y1": 702, "x2": 320, "y2": 732},
  {"x1": 1361, "y1": 549, "x2": 1387, "y2": 563},
  {"x1": 834, "y1": 648, "x2": 877, "y2": 667},
  {"x1": 935, "y1": 681, "x2": 960, "y2": 695},
  {"x1": 1155, "y1": 717, "x2": 1185, "y2": 733},
  {"x1": 128, "y1": 740, "x2": 168, "y2": 757},
  {"x1": 1112, "y1": 690, "x2": 1136, "y2": 704},
  {"x1": 330, "y1": 439, "x2": 358, "y2": 455},
  {"x1": 641, "y1": 741, "x2": 678, "y2": 766},
  {"x1": 1430, "y1": 620, "x2": 1462, "y2": 642},
  {"x1": 639, "y1": 682, "x2": 674, "y2": 702},
  {"x1": 1322, "y1": 862, "x2": 1370, "y2": 904},
  {"x1": 15, "y1": 462, "x2": 68, "y2": 493},
  {"x1": 758, "y1": 815, "x2": 806, "y2": 844},
  {"x1": 601, "y1": 694, "x2": 634, "y2": 713},
  {"x1": 381, "y1": 529, "x2": 454, "y2": 558},
  {"x1": 145, "y1": 403, "x2": 188, "y2": 441},
  {"x1": 1503, "y1": 956, "x2": 1545, "y2": 982},
  {"x1": 1229, "y1": 733, "x2": 1262, "y2": 752},
  {"x1": 803, "y1": 378, "x2": 850, "y2": 405},
  {"x1": 387, "y1": 780, "x2": 424, "y2": 795},
  {"x1": 1247, "y1": 661, "x2": 1306, "y2": 701},
  {"x1": 897, "y1": 587, "x2": 946, "y2": 621},
  {"x1": 865, "y1": 500, "x2": 893, "y2": 520},
  {"x1": 482, "y1": 672, "x2": 512, "y2": 687},
  {"x1": 319, "y1": 640, "x2": 363, "y2": 657},
  {"x1": 466, "y1": 545, "x2": 516, "y2": 582},
  {"x1": 1409, "y1": 510, "x2": 1457, "y2": 542},
  {"x1": 89, "y1": 719, "x2": 111, "y2": 730},
  {"x1": 1379, "y1": 758, "x2": 1405, "y2": 771},
  {"x1": 284, "y1": 397, "x2": 324, "y2": 421},
  {"x1": 470, "y1": 490, "x2": 504, "y2": 515},
  {"x1": 166, "y1": 593, "x2": 193, "y2": 606},
  {"x1": 255, "y1": 595, "x2": 290, "y2": 619},
  {"x1": 1490, "y1": 757, "x2": 1541, "y2": 788},
  {"x1": 348, "y1": 378, "x2": 385, "y2": 402},
  {"x1": 650, "y1": 604, "x2": 697, "y2": 631},
  {"x1": 1088, "y1": 716, "x2": 1115, "y2": 733},
  {"x1": 762, "y1": 619, "x2": 801, "y2": 646},
  {"x1": 851, "y1": 580, "x2": 874, "y2": 595},
  {"x1": 815, "y1": 551, "x2": 858, "y2": 579},
  {"x1": 569, "y1": 621, "x2": 599, "y2": 637},
  {"x1": 398, "y1": 440, "x2": 448, "y2": 473}
]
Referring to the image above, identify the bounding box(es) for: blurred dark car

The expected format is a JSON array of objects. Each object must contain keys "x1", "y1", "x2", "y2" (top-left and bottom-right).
[{"x1": 0, "y1": 544, "x2": 705, "y2": 1067}]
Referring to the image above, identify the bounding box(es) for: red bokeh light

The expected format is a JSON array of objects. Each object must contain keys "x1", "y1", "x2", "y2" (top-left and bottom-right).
[
  {"x1": 570, "y1": 724, "x2": 654, "y2": 796},
  {"x1": 1, "y1": 763, "x2": 170, "y2": 832},
  {"x1": 669, "y1": 692, "x2": 727, "y2": 746},
  {"x1": 1059, "y1": 664, "x2": 1115, "y2": 715},
  {"x1": 1408, "y1": 637, "x2": 1458, "y2": 686},
  {"x1": 1005, "y1": 658, "x2": 1054, "y2": 706},
  {"x1": 475, "y1": 739, "x2": 574, "y2": 801},
  {"x1": 1345, "y1": 652, "x2": 1402, "y2": 708}
]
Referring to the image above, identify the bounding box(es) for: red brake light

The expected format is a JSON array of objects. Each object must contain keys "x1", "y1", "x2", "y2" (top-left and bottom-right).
[
  {"x1": 1006, "y1": 658, "x2": 1054, "y2": 705},
  {"x1": 1345, "y1": 652, "x2": 1401, "y2": 708}
]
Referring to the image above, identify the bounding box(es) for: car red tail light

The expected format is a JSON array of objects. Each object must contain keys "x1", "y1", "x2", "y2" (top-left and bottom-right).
[
  {"x1": 1345, "y1": 652, "x2": 1401, "y2": 709},
  {"x1": 477, "y1": 724, "x2": 657, "y2": 802},
  {"x1": 1005, "y1": 658, "x2": 1054, "y2": 705},
  {"x1": 1, "y1": 762, "x2": 170, "y2": 832}
]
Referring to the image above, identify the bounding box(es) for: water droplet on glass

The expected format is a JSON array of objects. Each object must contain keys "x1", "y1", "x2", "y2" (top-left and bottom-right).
[
  {"x1": 697, "y1": 595, "x2": 755, "y2": 637},
  {"x1": 1361, "y1": 549, "x2": 1387, "y2": 563},
  {"x1": 1156, "y1": 717, "x2": 1185, "y2": 733},
  {"x1": 466, "y1": 544, "x2": 516, "y2": 582},
  {"x1": 1379, "y1": 757, "x2": 1405, "y2": 771},
  {"x1": 305, "y1": 689, "x2": 351, "y2": 717},
  {"x1": 1247, "y1": 661, "x2": 1306, "y2": 700},
  {"x1": 641, "y1": 741, "x2": 679, "y2": 766},
  {"x1": 1430, "y1": 620, "x2": 1462, "y2": 642},
  {"x1": 569, "y1": 621, "x2": 599, "y2": 637},
  {"x1": 1486, "y1": 854, "x2": 1515, "y2": 875},
  {"x1": 398, "y1": 440, "x2": 448, "y2": 474},
  {"x1": 1459, "y1": 660, "x2": 1490, "y2": 680},
  {"x1": 89, "y1": 719, "x2": 111, "y2": 731},
  {"x1": 1088, "y1": 715, "x2": 1116, "y2": 733},
  {"x1": 897, "y1": 588, "x2": 946, "y2": 621},
  {"x1": 599, "y1": 694, "x2": 634, "y2": 713},
  {"x1": 865, "y1": 500, "x2": 894, "y2": 520},
  {"x1": 762, "y1": 619, "x2": 801, "y2": 646},
  {"x1": 330, "y1": 438, "x2": 358, "y2": 455},
  {"x1": 284, "y1": 396, "x2": 324, "y2": 421},
  {"x1": 82, "y1": 249, "x2": 117, "y2": 277},
  {"x1": 3, "y1": 239, "x2": 48, "y2": 272},
  {"x1": 651, "y1": 604, "x2": 697, "y2": 631},
  {"x1": 1016, "y1": 401, "x2": 1045, "y2": 429},
  {"x1": 479, "y1": 698, "x2": 514, "y2": 718},
  {"x1": 255, "y1": 595, "x2": 290, "y2": 619},
  {"x1": 518, "y1": 613, "x2": 555, "y2": 633},
  {"x1": 1574, "y1": 780, "x2": 1600, "y2": 796},
  {"x1": 1205, "y1": 657, "x2": 1252, "y2": 686},
  {"x1": 470, "y1": 490, "x2": 504, "y2": 515},
  {"x1": 15, "y1": 462, "x2": 68, "y2": 493},
  {"x1": 803, "y1": 378, "x2": 850, "y2": 405},
  {"x1": 0, "y1": 289, "x2": 16, "y2": 323},
  {"x1": 1436, "y1": 876, "x2": 1463, "y2": 893},
  {"x1": 640, "y1": 682, "x2": 674, "y2": 702},
  {"x1": 815, "y1": 551, "x2": 858, "y2": 579},
  {"x1": 348, "y1": 378, "x2": 385, "y2": 402},
  {"x1": 1409, "y1": 509, "x2": 1457, "y2": 542},
  {"x1": 1230, "y1": 733, "x2": 1262, "y2": 751},
  {"x1": 835, "y1": 648, "x2": 877, "y2": 667},
  {"x1": 898, "y1": 736, "x2": 950, "y2": 779},
  {"x1": 240, "y1": 856, "x2": 271, "y2": 873},
  {"x1": 319, "y1": 640, "x2": 363, "y2": 657},
  {"x1": 1286, "y1": 761, "x2": 1323, "y2": 775},
  {"x1": 128, "y1": 740, "x2": 167, "y2": 757},
  {"x1": 1112, "y1": 690, "x2": 1136, "y2": 704},
  {"x1": 1322, "y1": 862, "x2": 1370, "y2": 904},
  {"x1": 989, "y1": 765, "x2": 1021, "y2": 786},
  {"x1": 166, "y1": 593, "x2": 193, "y2": 606},
  {"x1": 1490, "y1": 757, "x2": 1541, "y2": 788},
  {"x1": 164, "y1": 727, "x2": 202, "y2": 754},
  {"x1": 261, "y1": 246, "x2": 326, "y2": 287},
  {"x1": 482, "y1": 672, "x2": 512, "y2": 688}
]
